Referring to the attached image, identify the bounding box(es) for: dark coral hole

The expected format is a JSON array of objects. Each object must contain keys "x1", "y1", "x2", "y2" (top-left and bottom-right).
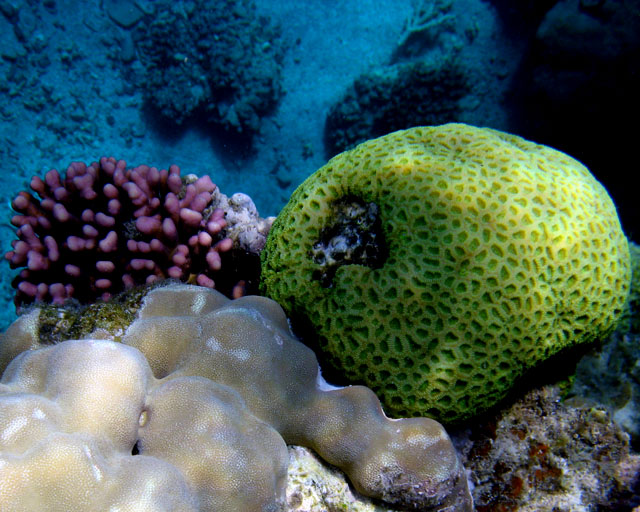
[{"x1": 310, "y1": 196, "x2": 388, "y2": 287}]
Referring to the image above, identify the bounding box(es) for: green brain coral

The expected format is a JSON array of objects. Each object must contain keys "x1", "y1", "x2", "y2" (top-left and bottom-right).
[
  {"x1": 620, "y1": 240, "x2": 640, "y2": 333},
  {"x1": 260, "y1": 123, "x2": 631, "y2": 422}
]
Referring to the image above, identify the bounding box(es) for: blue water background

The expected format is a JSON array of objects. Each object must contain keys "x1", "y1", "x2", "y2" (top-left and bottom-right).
[{"x1": 0, "y1": 0, "x2": 637, "y2": 328}]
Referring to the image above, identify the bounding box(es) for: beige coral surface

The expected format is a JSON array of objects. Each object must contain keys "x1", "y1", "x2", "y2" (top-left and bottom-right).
[
  {"x1": 0, "y1": 283, "x2": 472, "y2": 512},
  {"x1": 0, "y1": 338, "x2": 288, "y2": 511}
]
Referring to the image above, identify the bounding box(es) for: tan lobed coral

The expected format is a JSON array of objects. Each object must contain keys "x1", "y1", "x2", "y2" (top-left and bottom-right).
[
  {"x1": 0, "y1": 339, "x2": 287, "y2": 511},
  {"x1": 0, "y1": 283, "x2": 473, "y2": 512}
]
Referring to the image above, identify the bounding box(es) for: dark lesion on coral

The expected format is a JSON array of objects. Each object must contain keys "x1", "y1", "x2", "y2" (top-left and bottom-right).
[{"x1": 310, "y1": 196, "x2": 388, "y2": 287}]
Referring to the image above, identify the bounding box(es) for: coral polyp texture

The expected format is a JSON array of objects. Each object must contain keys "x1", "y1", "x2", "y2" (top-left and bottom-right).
[
  {"x1": 5, "y1": 157, "x2": 272, "y2": 309},
  {"x1": 0, "y1": 284, "x2": 473, "y2": 512},
  {"x1": 260, "y1": 123, "x2": 631, "y2": 423}
]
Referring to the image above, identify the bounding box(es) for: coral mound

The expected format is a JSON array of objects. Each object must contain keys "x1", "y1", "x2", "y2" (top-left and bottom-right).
[
  {"x1": 260, "y1": 123, "x2": 631, "y2": 422},
  {"x1": 0, "y1": 283, "x2": 473, "y2": 512},
  {"x1": 133, "y1": 0, "x2": 284, "y2": 140},
  {"x1": 325, "y1": 59, "x2": 467, "y2": 156}
]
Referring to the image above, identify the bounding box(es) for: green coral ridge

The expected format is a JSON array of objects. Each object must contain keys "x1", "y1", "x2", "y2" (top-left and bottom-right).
[
  {"x1": 619, "y1": 240, "x2": 640, "y2": 333},
  {"x1": 260, "y1": 123, "x2": 631, "y2": 422}
]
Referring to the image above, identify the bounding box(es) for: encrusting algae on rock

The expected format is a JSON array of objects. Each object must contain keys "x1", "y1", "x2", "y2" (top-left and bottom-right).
[{"x1": 0, "y1": 283, "x2": 473, "y2": 512}]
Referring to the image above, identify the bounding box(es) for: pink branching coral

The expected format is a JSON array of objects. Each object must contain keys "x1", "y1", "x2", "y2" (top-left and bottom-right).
[{"x1": 5, "y1": 157, "x2": 241, "y2": 308}]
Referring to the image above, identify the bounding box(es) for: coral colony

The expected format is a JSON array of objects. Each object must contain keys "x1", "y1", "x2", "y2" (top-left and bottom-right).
[
  {"x1": 1, "y1": 0, "x2": 639, "y2": 508},
  {"x1": 5, "y1": 158, "x2": 240, "y2": 308},
  {"x1": 261, "y1": 124, "x2": 630, "y2": 422},
  {"x1": 0, "y1": 284, "x2": 473, "y2": 511}
]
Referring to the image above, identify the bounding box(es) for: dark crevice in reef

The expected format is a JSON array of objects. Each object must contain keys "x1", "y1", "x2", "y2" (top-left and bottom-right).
[
  {"x1": 216, "y1": 249, "x2": 262, "y2": 297},
  {"x1": 310, "y1": 196, "x2": 388, "y2": 287}
]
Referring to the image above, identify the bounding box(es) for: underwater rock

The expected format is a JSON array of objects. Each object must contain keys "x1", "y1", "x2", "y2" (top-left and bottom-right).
[
  {"x1": 569, "y1": 241, "x2": 640, "y2": 449},
  {"x1": 571, "y1": 331, "x2": 640, "y2": 450},
  {"x1": 456, "y1": 385, "x2": 640, "y2": 511},
  {"x1": 104, "y1": 0, "x2": 144, "y2": 28}
]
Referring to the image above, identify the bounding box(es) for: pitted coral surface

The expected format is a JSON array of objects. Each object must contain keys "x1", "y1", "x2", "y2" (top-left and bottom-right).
[{"x1": 260, "y1": 123, "x2": 631, "y2": 422}]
